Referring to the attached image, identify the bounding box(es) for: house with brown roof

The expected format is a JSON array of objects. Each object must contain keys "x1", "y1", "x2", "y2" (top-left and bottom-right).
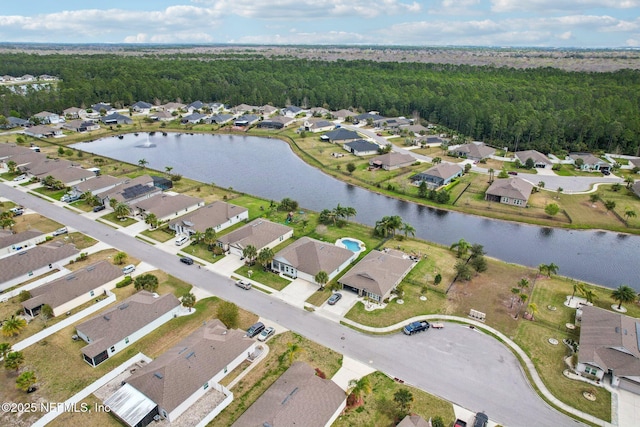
[
  {"x1": 332, "y1": 109, "x2": 355, "y2": 121},
  {"x1": 63, "y1": 107, "x2": 86, "y2": 119},
  {"x1": 576, "y1": 306, "x2": 640, "y2": 394},
  {"x1": 149, "y1": 111, "x2": 174, "y2": 121},
  {"x1": 168, "y1": 201, "x2": 249, "y2": 236},
  {"x1": 485, "y1": 177, "x2": 534, "y2": 207},
  {"x1": 0, "y1": 143, "x2": 34, "y2": 162},
  {"x1": 62, "y1": 119, "x2": 100, "y2": 133},
  {"x1": 22, "y1": 260, "x2": 123, "y2": 317},
  {"x1": 158, "y1": 102, "x2": 186, "y2": 113},
  {"x1": 304, "y1": 118, "x2": 335, "y2": 133},
  {"x1": 105, "y1": 319, "x2": 255, "y2": 426},
  {"x1": 339, "y1": 249, "x2": 416, "y2": 302},
  {"x1": 133, "y1": 194, "x2": 204, "y2": 223},
  {"x1": 271, "y1": 237, "x2": 357, "y2": 283},
  {"x1": 411, "y1": 163, "x2": 463, "y2": 189},
  {"x1": 397, "y1": 414, "x2": 431, "y2": 427},
  {"x1": 33, "y1": 111, "x2": 62, "y2": 124},
  {"x1": 0, "y1": 243, "x2": 79, "y2": 292},
  {"x1": 76, "y1": 291, "x2": 182, "y2": 367},
  {"x1": 97, "y1": 175, "x2": 161, "y2": 206},
  {"x1": 369, "y1": 152, "x2": 415, "y2": 170},
  {"x1": 569, "y1": 153, "x2": 611, "y2": 172},
  {"x1": 22, "y1": 158, "x2": 76, "y2": 178},
  {"x1": 0, "y1": 229, "x2": 46, "y2": 256},
  {"x1": 24, "y1": 125, "x2": 63, "y2": 139},
  {"x1": 73, "y1": 174, "x2": 125, "y2": 195},
  {"x1": 449, "y1": 142, "x2": 495, "y2": 161},
  {"x1": 47, "y1": 166, "x2": 96, "y2": 187},
  {"x1": 4, "y1": 151, "x2": 45, "y2": 170},
  {"x1": 232, "y1": 361, "x2": 346, "y2": 427},
  {"x1": 217, "y1": 219, "x2": 293, "y2": 257},
  {"x1": 515, "y1": 150, "x2": 552, "y2": 168}
]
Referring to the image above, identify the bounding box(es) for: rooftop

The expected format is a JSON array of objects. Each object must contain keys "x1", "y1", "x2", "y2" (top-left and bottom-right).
[{"x1": 273, "y1": 237, "x2": 355, "y2": 277}]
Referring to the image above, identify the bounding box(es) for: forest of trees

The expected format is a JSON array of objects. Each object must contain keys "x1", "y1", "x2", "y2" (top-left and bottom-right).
[{"x1": 1, "y1": 52, "x2": 639, "y2": 155}]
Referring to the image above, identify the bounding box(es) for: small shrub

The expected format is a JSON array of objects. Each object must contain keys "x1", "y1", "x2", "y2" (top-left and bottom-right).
[
  {"x1": 116, "y1": 276, "x2": 133, "y2": 288},
  {"x1": 18, "y1": 290, "x2": 32, "y2": 302}
]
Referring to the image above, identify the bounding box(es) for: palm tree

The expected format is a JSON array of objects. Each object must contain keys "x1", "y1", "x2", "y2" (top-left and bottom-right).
[
  {"x1": 347, "y1": 376, "x2": 372, "y2": 407},
  {"x1": 0, "y1": 342, "x2": 12, "y2": 359},
  {"x1": 113, "y1": 251, "x2": 128, "y2": 265},
  {"x1": 510, "y1": 287, "x2": 520, "y2": 309},
  {"x1": 181, "y1": 292, "x2": 196, "y2": 312},
  {"x1": 286, "y1": 342, "x2": 305, "y2": 364},
  {"x1": 138, "y1": 158, "x2": 148, "y2": 169},
  {"x1": 546, "y1": 263, "x2": 559, "y2": 277},
  {"x1": 343, "y1": 206, "x2": 357, "y2": 222},
  {"x1": 624, "y1": 208, "x2": 637, "y2": 221},
  {"x1": 2, "y1": 316, "x2": 27, "y2": 337},
  {"x1": 450, "y1": 238, "x2": 471, "y2": 258},
  {"x1": 528, "y1": 303, "x2": 539, "y2": 320},
  {"x1": 145, "y1": 213, "x2": 158, "y2": 229},
  {"x1": 401, "y1": 222, "x2": 416, "y2": 238},
  {"x1": 165, "y1": 166, "x2": 173, "y2": 176},
  {"x1": 488, "y1": 168, "x2": 494, "y2": 183},
  {"x1": 611, "y1": 285, "x2": 636, "y2": 310},
  {"x1": 4, "y1": 351, "x2": 24, "y2": 371},
  {"x1": 624, "y1": 176, "x2": 635, "y2": 189},
  {"x1": 191, "y1": 230, "x2": 203, "y2": 245},
  {"x1": 203, "y1": 227, "x2": 217, "y2": 251},
  {"x1": 16, "y1": 371, "x2": 37, "y2": 393},
  {"x1": 109, "y1": 198, "x2": 118, "y2": 210},
  {"x1": 114, "y1": 202, "x2": 130, "y2": 220},
  {"x1": 393, "y1": 388, "x2": 414, "y2": 416},
  {"x1": 519, "y1": 293, "x2": 528, "y2": 306},
  {"x1": 582, "y1": 288, "x2": 598, "y2": 304},
  {"x1": 571, "y1": 282, "x2": 586, "y2": 301},
  {"x1": 257, "y1": 248, "x2": 275, "y2": 271},
  {"x1": 538, "y1": 264, "x2": 548, "y2": 277},
  {"x1": 242, "y1": 245, "x2": 258, "y2": 265},
  {"x1": 7, "y1": 160, "x2": 17, "y2": 174},
  {"x1": 517, "y1": 278, "x2": 529, "y2": 292},
  {"x1": 315, "y1": 270, "x2": 329, "y2": 289}
]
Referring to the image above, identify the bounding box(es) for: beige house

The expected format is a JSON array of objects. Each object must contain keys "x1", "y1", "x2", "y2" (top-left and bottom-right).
[
  {"x1": 398, "y1": 414, "x2": 431, "y2": 427},
  {"x1": 74, "y1": 175, "x2": 125, "y2": 195},
  {"x1": 515, "y1": 150, "x2": 552, "y2": 168},
  {"x1": 217, "y1": 219, "x2": 293, "y2": 257},
  {"x1": 168, "y1": 201, "x2": 249, "y2": 236},
  {"x1": 97, "y1": 175, "x2": 161, "y2": 206},
  {"x1": 22, "y1": 260, "x2": 122, "y2": 317},
  {"x1": 0, "y1": 230, "x2": 46, "y2": 256},
  {"x1": 485, "y1": 177, "x2": 534, "y2": 207},
  {"x1": 271, "y1": 237, "x2": 357, "y2": 283},
  {"x1": 232, "y1": 361, "x2": 346, "y2": 427},
  {"x1": 339, "y1": 249, "x2": 416, "y2": 302},
  {"x1": 133, "y1": 194, "x2": 204, "y2": 223},
  {"x1": 369, "y1": 152, "x2": 415, "y2": 170},
  {"x1": 449, "y1": 142, "x2": 495, "y2": 161},
  {"x1": 47, "y1": 166, "x2": 96, "y2": 187}
]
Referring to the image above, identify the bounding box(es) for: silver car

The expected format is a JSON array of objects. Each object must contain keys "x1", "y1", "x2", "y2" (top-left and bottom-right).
[
  {"x1": 235, "y1": 279, "x2": 252, "y2": 290},
  {"x1": 257, "y1": 326, "x2": 275, "y2": 342}
]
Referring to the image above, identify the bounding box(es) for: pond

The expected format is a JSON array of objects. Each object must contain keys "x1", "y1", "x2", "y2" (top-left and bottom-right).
[{"x1": 73, "y1": 133, "x2": 640, "y2": 290}]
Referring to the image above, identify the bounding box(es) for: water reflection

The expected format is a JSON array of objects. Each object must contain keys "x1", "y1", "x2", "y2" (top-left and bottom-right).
[{"x1": 539, "y1": 227, "x2": 553, "y2": 237}]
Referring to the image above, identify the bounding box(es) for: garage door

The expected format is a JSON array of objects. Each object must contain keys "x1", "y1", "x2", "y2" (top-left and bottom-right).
[{"x1": 619, "y1": 378, "x2": 640, "y2": 395}]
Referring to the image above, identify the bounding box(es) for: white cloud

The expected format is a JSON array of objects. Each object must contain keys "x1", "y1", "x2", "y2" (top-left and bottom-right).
[
  {"x1": 626, "y1": 38, "x2": 640, "y2": 46},
  {"x1": 491, "y1": 0, "x2": 640, "y2": 13}
]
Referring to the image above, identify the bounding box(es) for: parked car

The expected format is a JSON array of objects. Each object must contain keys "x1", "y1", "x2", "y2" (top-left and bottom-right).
[
  {"x1": 61, "y1": 193, "x2": 81, "y2": 203},
  {"x1": 9, "y1": 207, "x2": 24, "y2": 216},
  {"x1": 180, "y1": 256, "x2": 194, "y2": 265},
  {"x1": 508, "y1": 171, "x2": 518, "y2": 176},
  {"x1": 403, "y1": 321, "x2": 430, "y2": 335},
  {"x1": 246, "y1": 322, "x2": 265, "y2": 338},
  {"x1": 13, "y1": 174, "x2": 26, "y2": 181},
  {"x1": 454, "y1": 420, "x2": 467, "y2": 427},
  {"x1": 122, "y1": 264, "x2": 136, "y2": 275},
  {"x1": 257, "y1": 326, "x2": 275, "y2": 342},
  {"x1": 601, "y1": 170, "x2": 611, "y2": 176},
  {"x1": 235, "y1": 279, "x2": 252, "y2": 290},
  {"x1": 473, "y1": 412, "x2": 488, "y2": 427},
  {"x1": 327, "y1": 292, "x2": 342, "y2": 305},
  {"x1": 175, "y1": 235, "x2": 189, "y2": 246},
  {"x1": 52, "y1": 227, "x2": 68, "y2": 236},
  {"x1": 92, "y1": 205, "x2": 106, "y2": 212}
]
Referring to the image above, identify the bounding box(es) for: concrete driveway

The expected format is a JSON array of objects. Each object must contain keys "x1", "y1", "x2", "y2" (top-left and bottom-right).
[
  {"x1": 318, "y1": 290, "x2": 360, "y2": 319},
  {"x1": 278, "y1": 277, "x2": 316, "y2": 308}
]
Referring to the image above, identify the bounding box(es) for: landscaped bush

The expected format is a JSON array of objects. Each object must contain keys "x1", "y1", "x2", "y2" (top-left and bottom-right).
[{"x1": 115, "y1": 276, "x2": 132, "y2": 288}]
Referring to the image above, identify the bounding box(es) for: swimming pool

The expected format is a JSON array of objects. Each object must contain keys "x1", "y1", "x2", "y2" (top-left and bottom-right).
[{"x1": 335, "y1": 238, "x2": 365, "y2": 255}]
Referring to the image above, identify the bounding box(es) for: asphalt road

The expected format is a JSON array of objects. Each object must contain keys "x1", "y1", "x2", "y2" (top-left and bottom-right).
[{"x1": 0, "y1": 184, "x2": 582, "y2": 427}]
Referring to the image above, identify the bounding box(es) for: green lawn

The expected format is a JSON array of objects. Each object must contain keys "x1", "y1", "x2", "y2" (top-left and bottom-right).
[
  {"x1": 32, "y1": 186, "x2": 68, "y2": 200},
  {"x1": 140, "y1": 226, "x2": 175, "y2": 242},
  {"x1": 235, "y1": 264, "x2": 292, "y2": 290},
  {"x1": 100, "y1": 212, "x2": 138, "y2": 226},
  {"x1": 179, "y1": 242, "x2": 226, "y2": 264}
]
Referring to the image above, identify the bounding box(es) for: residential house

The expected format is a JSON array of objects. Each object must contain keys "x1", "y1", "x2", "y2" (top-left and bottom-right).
[
  {"x1": 485, "y1": 177, "x2": 534, "y2": 207},
  {"x1": 90, "y1": 103, "x2": 116, "y2": 115},
  {"x1": 63, "y1": 119, "x2": 100, "y2": 133},
  {"x1": 257, "y1": 116, "x2": 294, "y2": 129},
  {"x1": 186, "y1": 100, "x2": 206, "y2": 112},
  {"x1": 73, "y1": 175, "x2": 125, "y2": 196},
  {"x1": 369, "y1": 152, "x2": 415, "y2": 171},
  {"x1": 449, "y1": 142, "x2": 495, "y2": 161},
  {"x1": 159, "y1": 102, "x2": 186, "y2": 113},
  {"x1": 260, "y1": 104, "x2": 279, "y2": 116},
  {"x1": 354, "y1": 112, "x2": 384, "y2": 124},
  {"x1": 168, "y1": 201, "x2": 249, "y2": 236},
  {"x1": 232, "y1": 361, "x2": 346, "y2": 427},
  {"x1": 47, "y1": 166, "x2": 96, "y2": 187},
  {"x1": 632, "y1": 181, "x2": 640, "y2": 198},
  {"x1": 629, "y1": 158, "x2": 640, "y2": 170},
  {"x1": 282, "y1": 106, "x2": 304, "y2": 118},
  {"x1": 134, "y1": 194, "x2": 204, "y2": 223},
  {"x1": 217, "y1": 219, "x2": 293, "y2": 257},
  {"x1": 33, "y1": 111, "x2": 62, "y2": 125},
  {"x1": 338, "y1": 249, "x2": 416, "y2": 302},
  {"x1": 0, "y1": 230, "x2": 46, "y2": 256},
  {"x1": 304, "y1": 118, "x2": 334, "y2": 133},
  {"x1": 101, "y1": 113, "x2": 133, "y2": 126},
  {"x1": 22, "y1": 158, "x2": 76, "y2": 179},
  {"x1": 397, "y1": 414, "x2": 431, "y2": 427},
  {"x1": 0, "y1": 243, "x2": 79, "y2": 292},
  {"x1": 415, "y1": 135, "x2": 445, "y2": 146},
  {"x1": 22, "y1": 260, "x2": 122, "y2": 317},
  {"x1": 105, "y1": 319, "x2": 255, "y2": 426},
  {"x1": 151, "y1": 176, "x2": 173, "y2": 191},
  {"x1": 411, "y1": 163, "x2": 463, "y2": 189},
  {"x1": 63, "y1": 107, "x2": 86, "y2": 119},
  {"x1": 149, "y1": 111, "x2": 174, "y2": 122},
  {"x1": 209, "y1": 102, "x2": 225, "y2": 113},
  {"x1": 181, "y1": 112, "x2": 208, "y2": 124},
  {"x1": 5, "y1": 117, "x2": 29, "y2": 129},
  {"x1": 4, "y1": 151, "x2": 45, "y2": 171},
  {"x1": 271, "y1": 237, "x2": 357, "y2": 283},
  {"x1": 231, "y1": 103, "x2": 258, "y2": 115},
  {"x1": 234, "y1": 114, "x2": 259, "y2": 127},
  {"x1": 320, "y1": 128, "x2": 360, "y2": 144},
  {"x1": 0, "y1": 144, "x2": 34, "y2": 162},
  {"x1": 331, "y1": 109, "x2": 355, "y2": 121},
  {"x1": 309, "y1": 107, "x2": 330, "y2": 117},
  {"x1": 343, "y1": 139, "x2": 380, "y2": 156},
  {"x1": 569, "y1": 153, "x2": 611, "y2": 172},
  {"x1": 576, "y1": 306, "x2": 640, "y2": 394},
  {"x1": 373, "y1": 117, "x2": 412, "y2": 130},
  {"x1": 97, "y1": 175, "x2": 161, "y2": 206},
  {"x1": 208, "y1": 114, "x2": 234, "y2": 125},
  {"x1": 515, "y1": 150, "x2": 552, "y2": 168},
  {"x1": 76, "y1": 291, "x2": 182, "y2": 367},
  {"x1": 24, "y1": 125, "x2": 62, "y2": 138},
  {"x1": 131, "y1": 101, "x2": 153, "y2": 114},
  {"x1": 400, "y1": 124, "x2": 430, "y2": 135}
]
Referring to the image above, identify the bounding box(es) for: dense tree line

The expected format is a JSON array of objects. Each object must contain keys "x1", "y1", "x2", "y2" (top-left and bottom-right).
[{"x1": 1, "y1": 53, "x2": 639, "y2": 154}]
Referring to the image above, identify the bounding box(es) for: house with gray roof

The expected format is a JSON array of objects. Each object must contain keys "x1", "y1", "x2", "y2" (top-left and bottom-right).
[
  {"x1": 320, "y1": 128, "x2": 360, "y2": 144},
  {"x1": 90, "y1": 103, "x2": 116, "y2": 114},
  {"x1": 217, "y1": 219, "x2": 293, "y2": 257},
  {"x1": 22, "y1": 260, "x2": 122, "y2": 317},
  {"x1": 0, "y1": 230, "x2": 46, "y2": 256},
  {"x1": 282, "y1": 105, "x2": 305, "y2": 118},
  {"x1": 569, "y1": 153, "x2": 611, "y2": 172},
  {"x1": 485, "y1": 177, "x2": 534, "y2": 207},
  {"x1": 0, "y1": 242, "x2": 79, "y2": 292},
  {"x1": 343, "y1": 139, "x2": 379, "y2": 156},
  {"x1": 304, "y1": 118, "x2": 334, "y2": 133},
  {"x1": 132, "y1": 101, "x2": 153, "y2": 114},
  {"x1": 24, "y1": 125, "x2": 62, "y2": 138},
  {"x1": 97, "y1": 175, "x2": 161, "y2": 206},
  {"x1": 576, "y1": 306, "x2": 640, "y2": 394},
  {"x1": 134, "y1": 194, "x2": 204, "y2": 223},
  {"x1": 77, "y1": 291, "x2": 182, "y2": 367},
  {"x1": 63, "y1": 119, "x2": 101, "y2": 133},
  {"x1": 411, "y1": 163, "x2": 463, "y2": 189},
  {"x1": 186, "y1": 100, "x2": 205, "y2": 112},
  {"x1": 339, "y1": 249, "x2": 416, "y2": 302},
  {"x1": 106, "y1": 319, "x2": 255, "y2": 426},
  {"x1": 271, "y1": 237, "x2": 357, "y2": 284},
  {"x1": 373, "y1": 116, "x2": 412, "y2": 130},
  {"x1": 449, "y1": 142, "x2": 495, "y2": 161},
  {"x1": 73, "y1": 174, "x2": 125, "y2": 195},
  {"x1": 5, "y1": 117, "x2": 29, "y2": 129},
  {"x1": 48, "y1": 166, "x2": 96, "y2": 187},
  {"x1": 101, "y1": 113, "x2": 133, "y2": 125},
  {"x1": 369, "y1": 152, "x2": 415, "y2": 170},
  {"x1": 232, "y1": 361, "x2": 346, "y2": 427},
  {"x1": 234, "y1": 114, "x2": 259, "y2": 127},
  {"x1": 208, "y1": 113, "x2": 234, "y2": 125},
  {"x1": 515, "y1": 150, "x2": 552, "y2": 168},
  {"x1": 354, "y1": 112, "x2": 384, "y2": 123},
  {"x1": 397, "y1": 414, "x2": 431, "y2": 427},
  {"x1": 256, "y1": 115, "x2": 294, "y2": 130},
  {"x1": 168, "y1": 201, "x2": 249, "y2": 236},
  {"x1": 180, "y1": 112, "x2": 208, "y2": 124}
]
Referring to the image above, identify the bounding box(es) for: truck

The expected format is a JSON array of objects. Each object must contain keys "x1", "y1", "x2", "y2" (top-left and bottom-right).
[{"x1": 402, "y1": 321, "x2": 430, "y2": 335}]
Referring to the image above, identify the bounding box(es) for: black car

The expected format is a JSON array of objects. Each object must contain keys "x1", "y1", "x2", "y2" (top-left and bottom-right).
[
  {"x1": 601, "y1": 169, "x2": 610, "y2": 176},
  {"x1": 473, "y1": 412, "x2": 488, "y2": 427},
  {"x1": 93, "y1": 205, "x2": 106, "y2": 212},
  {"x1": 246, "y1": 322, "x2": 265, "y2": 338},
  {"x1": 180, "y1": 256, "x2": 194, "y2": 265}
]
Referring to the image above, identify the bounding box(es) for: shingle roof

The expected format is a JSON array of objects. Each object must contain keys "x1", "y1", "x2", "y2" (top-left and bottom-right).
[
  {"x1": 397, "y1": 414, "x2": 431, "y2": 427},
  {"x1": 578, "y1": 306, "x2": 640, "y2": 377},
  {"x1": 48, "y1": 167, "x2": 96, "y2": 184},
  {"x1": 515, "y1": 150, "x2": 552, "y2": 166},
  {"x1": 321, "y1": 128, "x2": 360, "y2": 142},
  {"x1": 370, "y1": 152, "x2": 415, "y2": 168},
  {"x1": 569, "y1": 153, "x2": 609, "y2": 166},
  {"x1": 97, "y1": 175, "x2": 157, "y2": 203},
  {"x1": 25, "y1": 158, "x2": 76, "y2": 176},
  {"x1": 273, "y1": 237, "x2": 355, "y2": 277},
  {"x1": 74, "y1": 175, "x2": 124, "y2": 193},
  {"x1": 451, "y1": 143, "x2": 495, "y2": 159},
  {"x1": 339, "y1": 249, "x2": 414, "y2": 298},
  {"x1": 0, "y1": 230, "x2": 44, "y2": 251},
  {"x1": 0, "y1": 143, "x2": 33, "y2": 159},
  {"x1": 485, "y1": 177, "x2": 534, "y2": 201},
  {"x1": 127, "y1": 319, "x2": 254, "y2": 414},
  {"x1": 232, "y1": 361, "x2": 345, "y2": 427},
  {"x1": 218, "y1": 219, "x2": 292, "y2": 251},
  {"x1": 134, "y1": 194, "x2": 203, "y2": 219},
  {"x1": 416, "y1": 163, "x2": 463, "y2": 180},
  {"x1": 168, "y1": 201, "x2": 248, "y2": 233},
  {"x1": 22, "y1": 260, "x2": 122, "y2": 311},
  {"x1": 344, "y1": 139, "x2": 379, "y2": 153},
  {"x1": 77, "y1": 291, "x2": 181, "y2": 359},
  {"x1": 0, "y1": 243, "x2": 79, "y2": 286}
]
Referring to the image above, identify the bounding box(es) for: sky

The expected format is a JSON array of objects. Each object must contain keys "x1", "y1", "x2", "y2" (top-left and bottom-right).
[{"x1": 0, "y1": 1, "x2": 639, "y2": 48}]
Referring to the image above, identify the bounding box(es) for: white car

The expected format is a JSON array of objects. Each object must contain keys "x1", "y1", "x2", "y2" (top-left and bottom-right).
[
  {"x1": 52, "y1": 227, "x2": 68, "y2": 236},
  {"x1": 257, "y1": 326, "x2": 275, "y2": 342},
  {"x1": 13, "y1": 174, "x2": 27, "y2": 182},
  {"x1": 175, "y1": 235, "x2": 189, "y2": 246},
  {"x1": 122, "y1": 264, "x2": 136, "y2": 275}
]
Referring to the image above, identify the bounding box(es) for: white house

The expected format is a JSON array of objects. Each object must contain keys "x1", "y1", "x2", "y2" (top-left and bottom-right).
[
  {"x1": 133, "y1": 194, "x2": 204, "y2": 223},
  {"x1": 217, "y1": 219, "x2": 293, "y2": 257},
  {"x1": 168, "y1": 201, "x2": 249, "y2": 236}
]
